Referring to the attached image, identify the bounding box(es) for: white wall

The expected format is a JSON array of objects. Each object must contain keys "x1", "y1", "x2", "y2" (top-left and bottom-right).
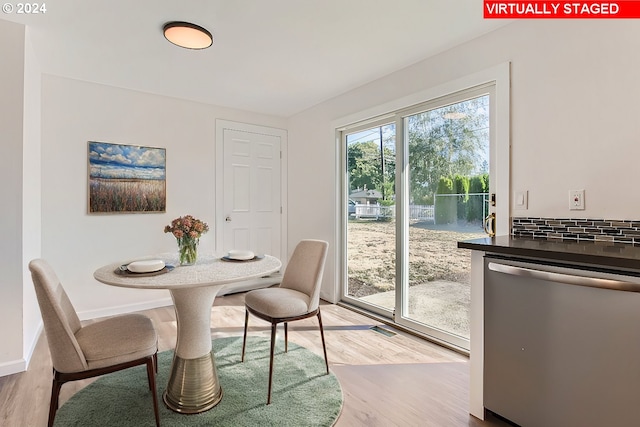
[
  {"x1": 0, "y1": 19, "x2": 26, "y2": 374},
  {"x1": 40, "y1": 75, "x2": 287, "y2": 318},
  {"x1": 22, "y1": 27, "x2": 42, "y2": 359},
  {"x1": 6, "y1": 17, "x2": 640, "y2": 374},
  {"x1": 287, "y1": 20, "x2": 640, "y2": 301},
  {"x1": 506, "y1": 21, "x2": 640, "y2": 219}
]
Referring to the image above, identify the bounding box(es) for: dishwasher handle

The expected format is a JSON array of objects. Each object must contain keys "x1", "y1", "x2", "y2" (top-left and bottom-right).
[{"x1": 488, "y1": 262, "x2": 640, "y2": 293}]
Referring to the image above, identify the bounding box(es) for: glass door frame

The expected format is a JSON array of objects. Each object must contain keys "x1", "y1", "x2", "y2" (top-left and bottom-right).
[
  {"x1": 336, "y1": 63, "x2": 511, "y2": 351},
  {"x1": 340, "y1": 115, "x2": 397, "y2": 320},
  {"x1": 395, "y1": 84, "x2": 495, "y2": 350}
]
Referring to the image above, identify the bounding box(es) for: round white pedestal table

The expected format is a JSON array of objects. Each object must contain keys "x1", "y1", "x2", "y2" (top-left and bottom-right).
[{"x1": 93, "y1": 253, "x2": 282, "y2": 414}]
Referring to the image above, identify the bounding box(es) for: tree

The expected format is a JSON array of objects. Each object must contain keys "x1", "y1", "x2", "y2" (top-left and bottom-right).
[
  {"x1": 407, "y1": 96, "x2": 489, "y2": 205},
  {"x1": 454, "y1": 174, "x2": 470, "y2": 220},
  {"x1": 467, "y1": 173, "x2": 489, "y2": 222},
  {"x1": 347, "y1": 132, "x2": 396, "y2": 201},
  {"x1": 346, "y1": 96, "x2": 488, "y2": 209},
  {"x1": 348, "y1": 141, "x2": 383, "y2": 192},
  {"x1": 435, "y1": 176, "x2": 456, "y2": 224}
]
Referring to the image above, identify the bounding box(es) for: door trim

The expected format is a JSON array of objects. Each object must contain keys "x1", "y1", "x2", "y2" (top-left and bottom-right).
[{"x1": 215, "y1": 119, "x2": 288, "y2": 266}]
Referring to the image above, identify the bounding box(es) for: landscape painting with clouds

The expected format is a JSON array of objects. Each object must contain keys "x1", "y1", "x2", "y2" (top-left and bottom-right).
[{"x1": 88, "y1": 141, "x2": 166, "y2": 213}]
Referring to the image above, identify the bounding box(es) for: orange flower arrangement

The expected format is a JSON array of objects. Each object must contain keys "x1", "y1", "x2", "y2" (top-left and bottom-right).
[{"x1": 164, "y1": 215, "x2": 209, "y2": 265}]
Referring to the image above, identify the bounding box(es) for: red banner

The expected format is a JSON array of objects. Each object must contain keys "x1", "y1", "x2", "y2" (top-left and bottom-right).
[{"x1": 484, "y1": 1, "x2": 640, "y2": 18}]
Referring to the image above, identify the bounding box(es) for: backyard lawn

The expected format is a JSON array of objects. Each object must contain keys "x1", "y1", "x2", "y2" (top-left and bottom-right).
[
  {"x1": 347, "y1": 220, "x2": 485, "y2": 296},
  {"x1": 347, "y1": 219, "x2": 486, "y2": 339}
]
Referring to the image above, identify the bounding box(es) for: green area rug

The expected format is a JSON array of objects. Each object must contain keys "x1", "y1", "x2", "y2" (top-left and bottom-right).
[{"x1": 54, "y1": 336, "x2": 343, "y2": 426}]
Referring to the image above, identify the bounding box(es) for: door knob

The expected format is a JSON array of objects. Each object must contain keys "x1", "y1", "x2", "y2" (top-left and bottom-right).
[{"x1": 225, "y1": 216, "x2": 232, "y2": 222}]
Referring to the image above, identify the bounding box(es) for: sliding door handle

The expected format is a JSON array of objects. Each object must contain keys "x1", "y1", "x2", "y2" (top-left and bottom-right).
[{"x1": 483, "y1": 213, "x2": 496, "y2": 237}]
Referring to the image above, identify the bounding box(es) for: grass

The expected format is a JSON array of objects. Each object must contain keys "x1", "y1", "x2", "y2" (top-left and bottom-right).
[
  {"x1": 347, "y1": 219, "x2": 485, "y2": 296},
  {"x1": 347, "y1": 219, "x2": 485, "y2": 339},
  {"x1": 89, "y1": 178, "x2": 166, "y2": 213}
]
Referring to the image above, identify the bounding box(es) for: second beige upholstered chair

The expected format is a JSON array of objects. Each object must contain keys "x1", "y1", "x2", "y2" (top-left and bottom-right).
[
  {"x1": 241, "y1": 239, "x2": 330, "y2": 404},
  {"x1": 29, "y1": 259, "x2": 161, "y2": 427}
]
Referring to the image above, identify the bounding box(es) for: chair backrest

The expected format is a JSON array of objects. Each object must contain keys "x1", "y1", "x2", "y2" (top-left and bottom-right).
[
  {"x1": 279, "y1": 240, "x2": 329, "y2": 312},
  {"x1": 29, "y1": 259, "x2": 88, "y2": 373}
]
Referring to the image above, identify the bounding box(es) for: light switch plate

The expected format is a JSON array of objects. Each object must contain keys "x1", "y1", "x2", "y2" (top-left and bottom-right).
[{"x1": 514, "y1": 190, "x2": 528, "y2": 210}]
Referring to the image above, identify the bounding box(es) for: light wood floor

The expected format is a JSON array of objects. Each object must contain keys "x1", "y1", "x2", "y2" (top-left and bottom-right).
[{"x1": 0, "y1": 293, "x2": 511, "y2": 426}]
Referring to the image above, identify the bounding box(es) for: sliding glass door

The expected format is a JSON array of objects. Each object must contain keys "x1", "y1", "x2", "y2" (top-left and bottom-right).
[
  {"x1": 345, "y1": 121, "x2": 396, "y2": 317},
  {"x1": 399, "y1": 90, "x2": 490, "y2": 348},
  {"x1": 342, "y1": 84, "x2": 497, "y2": 350}
]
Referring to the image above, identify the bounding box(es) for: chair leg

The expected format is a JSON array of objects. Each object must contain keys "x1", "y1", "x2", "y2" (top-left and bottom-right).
[
  {"x1": 146, "y1": 356, "x2": 161, "y2": 427},
  {"x1": 147, "y1": 354, "x2": 156, "y2": 391},
  {"x1": 317, "y1": 310, "x2": 329, "y2": 374},
  {"x1": 267, "y1": 322, "x2": 277, "y2": 405},
  {"x1": 48, "y1": 372, "x2": 63, "y2": 427},
  {"x1": 284, "y1": 322, "x2": 288, "y2": 353},
  {"x1": 147, "y1": 361, "x2": 153, "y2": 391},
  {"x1": 242, "y1": 309, "x2": 249, "y2": 362}
]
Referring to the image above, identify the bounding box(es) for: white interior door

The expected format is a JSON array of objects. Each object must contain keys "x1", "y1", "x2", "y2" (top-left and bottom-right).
[{"x1": 216, "y1": 122, "x2": 285, "y2": 261}]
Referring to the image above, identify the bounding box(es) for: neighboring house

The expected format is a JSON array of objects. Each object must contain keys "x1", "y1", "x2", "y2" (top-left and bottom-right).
[
  {"x1": 349, "y1": 189, "x2": 382, "y2": 205},
  {"x1": 349, "y1": 189, "x2": 390, "y2": 220}
]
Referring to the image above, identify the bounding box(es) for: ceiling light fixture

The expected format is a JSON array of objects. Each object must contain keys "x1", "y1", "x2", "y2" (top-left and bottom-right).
[{"x1": 163, "y1": 21, "x2": 213, "y2": 50}]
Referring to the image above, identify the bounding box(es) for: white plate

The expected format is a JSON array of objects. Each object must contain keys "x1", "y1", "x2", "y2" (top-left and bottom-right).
[
  {"x1": 221, "y1": 255, "x2": 263, "y2": 262},
  {"x1": 227, "y1": 249, "x2": 255, "y2": 261},
  {"x1": 127, "y1": 259, "x2": 166, "y2": 273}
]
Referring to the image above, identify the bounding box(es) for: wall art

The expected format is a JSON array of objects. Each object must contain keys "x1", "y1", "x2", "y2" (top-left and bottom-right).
[{"x1": 88, "y1": 141, "x2": 166, "y2": 213}]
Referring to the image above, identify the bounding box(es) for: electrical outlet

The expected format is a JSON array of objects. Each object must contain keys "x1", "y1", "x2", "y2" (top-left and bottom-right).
[{"x1": 569, "y1": 190, "x2": 585, "y2": 210}]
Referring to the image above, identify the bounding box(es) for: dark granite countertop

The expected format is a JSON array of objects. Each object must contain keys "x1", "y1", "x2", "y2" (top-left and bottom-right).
[{"x1": 458, "y1": 235, "x2": 640, "y2": 271}]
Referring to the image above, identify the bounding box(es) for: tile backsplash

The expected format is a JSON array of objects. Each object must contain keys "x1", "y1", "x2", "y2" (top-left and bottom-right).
[{"x1": 511, "y1": 217, "x2": 640, "y2": 245}]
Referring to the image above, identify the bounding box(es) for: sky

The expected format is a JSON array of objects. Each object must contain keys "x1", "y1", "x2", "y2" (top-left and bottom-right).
[{"x1": 88, "y1": 141, "x2": 166, "y2": 180}]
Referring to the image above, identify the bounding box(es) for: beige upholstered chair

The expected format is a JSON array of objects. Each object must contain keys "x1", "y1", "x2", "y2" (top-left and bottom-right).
[
  {"x1": 29, "y1": 259, "x2": 161, "y2": 427},
  {"x1": 241, "y1": 239, "x2": 329, "y2": 404}
]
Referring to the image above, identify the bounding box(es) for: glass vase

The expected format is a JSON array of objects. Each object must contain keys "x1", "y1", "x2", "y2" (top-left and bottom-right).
[{"x1": 178, "y1": 238, "x2": 198, "y2": 266}]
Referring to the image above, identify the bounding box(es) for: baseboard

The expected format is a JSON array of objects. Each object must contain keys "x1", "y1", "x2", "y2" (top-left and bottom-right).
[
  {"x1": 23, "y1": 322, "x2": 43, "y2": 370},
  {"x1": 2, "y1": 276, "x2": 282, "y2": 377},
  {"x1": 77, "y1": 296, "x2": 174, "y2": 321},
  {"x1": 0, "y1": 322, "x2": 43, "y2": 377},
  {"x1": 0, "y1": 358, "x2": 27, "y2": 377}
]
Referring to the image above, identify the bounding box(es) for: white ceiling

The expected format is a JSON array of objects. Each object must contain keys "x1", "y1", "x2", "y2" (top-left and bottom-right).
[{"x1": 3, "y1": 0, "x2": 510, "y2": 117}]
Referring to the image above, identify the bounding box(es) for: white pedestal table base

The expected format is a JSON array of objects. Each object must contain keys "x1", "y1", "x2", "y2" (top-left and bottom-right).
[{"x1": 164, "y1": 286, "x2": 224, "y2": 413}]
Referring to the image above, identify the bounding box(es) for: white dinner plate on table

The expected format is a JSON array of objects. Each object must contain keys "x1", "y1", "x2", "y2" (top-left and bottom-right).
[
  {"x1": 127, "y1": 259, "x2": 166, "y2": 273},
  {"x1": 115, "y1": 260, "x2": 174, "y2": 276},
  {"x1": 225, "y1": 250, "x2": 256, "y2": 261},
  {"x1": 221, "y1": 253, "x2": 264, "y2": 262}
]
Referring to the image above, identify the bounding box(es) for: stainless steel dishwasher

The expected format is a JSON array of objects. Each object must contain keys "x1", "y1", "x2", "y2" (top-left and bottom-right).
[{"x1": 484, "y1": 255, "x2": 640, "y2": 427}]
